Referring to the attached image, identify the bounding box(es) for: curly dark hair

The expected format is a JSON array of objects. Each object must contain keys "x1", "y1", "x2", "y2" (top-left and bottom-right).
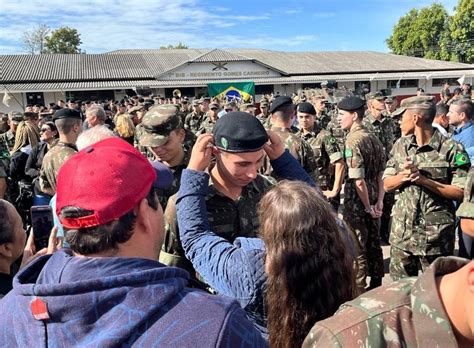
[{"x1": 259, "y1": 181, "x2": 355, "y2": 348}]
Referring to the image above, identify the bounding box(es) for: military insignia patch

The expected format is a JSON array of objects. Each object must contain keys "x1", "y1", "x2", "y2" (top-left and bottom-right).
[
  {"x1": 329, "y1": 137, "x2": 336, "y2": 144},
  {"x1": 455, "y1": 153, "x2": 469, "y2": 166},
  {"x1": 344, "y1": 149, "x2": 353, "y2": 158},
  {"x1": 221, "y1": 137, "x2": 229, "y2": 150}
]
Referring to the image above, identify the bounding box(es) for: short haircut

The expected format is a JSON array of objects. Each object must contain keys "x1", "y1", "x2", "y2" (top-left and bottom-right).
[
  {"x1": 436, "y1": 103, "x2": 449, "y2": 116},
  {"x1": 272, "y1": 104, "x2": 295, "y2": 122},
  {"x1": 414, "y1": 104, "x2": 436, "y2": 123},
  {"x1": 0, "y1": 200, "x2": 15, "y2": 245},
  {"x1": 85, "y1": 105, "x2": 106, "y2": 122},
  {"x1": 62, "y1": 187, "x2": 159, "y2": 255},
  {"x1": 76, "y1": 125, "x2": 116, "y2": 151},
  {"x1": 55, "y1": 118, "x2": 82, "y2": 134},
  {"x1": 23, "y1": 112, "x2": 38, "y2": 121},
  {"x1": 451, "y1": 99, "x2": 473, "y2": 120}
]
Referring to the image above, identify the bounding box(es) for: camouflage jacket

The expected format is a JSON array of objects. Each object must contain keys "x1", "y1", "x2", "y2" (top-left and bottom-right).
[
  {"x1": 196, "y1": 116, "x2": 217, "y2": 135},
  {"x1": 0, "y1": 130, "x2": 15, "y2": 152},
  {"x1": 156, "y1": 149, "x2": 190, "y2": 210},
  {"x1": 457, "y1": 167, "x2": 474, "y2": 219},
  {"x1": 39, "y1": 142, "x2": 77, "y2": 194},
  {"x1": 315, "y1": 111, "x2": 331, "y2": 130},
  {"x1": 342, "y1": 125, "x2": 386, "y2": 216},
  {"x1": 326, "y1": 113, "x2": 346, "y2": 152},
  {"x1": 303, "y1": 256, "x2": 468, "y2": 348},
  {"x1": 0, "y1": 131, "x2": 14, "y2": 178},
  {"x1": 160, "y1": 173, "x2": 276, "y2": 274},
  {"x1": 255, "y1": 113, "x2": 270, "y2": 128},
  {"x1": 362, "y1": 112, "x2": 396, "y2": 156},
  {"x1": 264, "y1": 127, "x2": 319, "y2": 181},
  {"x1": 296, "y1": 127, "x2": 343, "y2": 189},
  {"x1": 133, "y1": 123, "x2": 154, "y2": 161},
  {"x1": 383, "y1": 129, "x2": 470, "y2": 255},
  {"x1": 184, "y1": 111, "x2": 205, "y2": 134}
]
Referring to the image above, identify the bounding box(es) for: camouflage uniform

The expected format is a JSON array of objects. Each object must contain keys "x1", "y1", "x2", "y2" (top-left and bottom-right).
[
  {"x1": 196, "y1": 115, "x2": 217, "y2": 135},
  {"x1": 184, "y1": 111, "x2": 205, "y2": 134},
  {"x1": 255, "y1": 113, "x2": 270, "y2": 128},
  {"x1": 264, "y1": 126, "x2": 319, "y2": 181},
  {"x1": 314, "y1": 110, "x2": 331, "y2": 130},
  {"x1": 296, "y1": 126, "x2": 343, "y2": 190},
  {"x1": 342, "y1": 124, "x2": 386, "y2": 290},
  {"x1": 0, "y1": 130, "x2": 14, "y2": 179},
  {"x1": 383, "y1": 129, "x2": 470, "y2": 280},
  {"x1": 363, "y1": 112, "x2": 397, "y2": 243},
  {"x1": 457, "y1": 167, "x2": 474, "y2": 219},
  {"x1": 133, "y1": 123, "x2": 154, "y2": 160},
  {"x1": 160, "y1": 173, "x2": 276, "y2": 275},
  {"x1": 39, "y1": 142, "x2": 78, "y2": 194},
  {"x1": 326, "y1": 111, "x2": 346, "y2": 152},
  {"x1": 303, "y1": 256, "x2": 469, "y2": 348}
]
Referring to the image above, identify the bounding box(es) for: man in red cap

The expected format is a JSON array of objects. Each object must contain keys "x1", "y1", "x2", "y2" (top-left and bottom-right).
[{"x1": 0, "y1": 137, "x2": 267, "y2": 347}]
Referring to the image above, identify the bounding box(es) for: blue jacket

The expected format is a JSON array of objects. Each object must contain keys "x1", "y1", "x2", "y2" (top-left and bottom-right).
[
  {"x1": 453, "y1": 121, "x2": 474, "y2": 165},
  {"x1": 176, "y1": 150, "x2": 315, "y2": 338},
  {"x1": 0, "y1": 249, "x2": 267, "y2": 347}
]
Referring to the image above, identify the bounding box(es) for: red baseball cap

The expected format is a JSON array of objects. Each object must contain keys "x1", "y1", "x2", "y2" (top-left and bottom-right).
[{"x1": 56, "y1": 137, "x2": 173, "y2": 229}]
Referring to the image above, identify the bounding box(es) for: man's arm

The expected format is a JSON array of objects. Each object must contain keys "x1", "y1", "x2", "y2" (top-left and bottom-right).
[
  {"x1": 327, "y1": 159, "x2": 345, "y2": 197},
  {"x1": 416, "y1": 176, "x2": 464, "y2": 201}
]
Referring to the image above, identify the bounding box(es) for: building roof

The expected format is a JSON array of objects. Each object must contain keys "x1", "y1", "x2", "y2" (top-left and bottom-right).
[{"x1": 1, "y1": 48, "x2": 473, "y2": 92}]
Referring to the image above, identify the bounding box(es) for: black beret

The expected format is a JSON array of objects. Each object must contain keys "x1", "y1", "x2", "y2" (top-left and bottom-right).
[
  {"x1": 213, "y1": 112, "x2": 268, "y2": 153},
  {"x1": 53, "y1": 108, "x2": 82, "y2": 121},
  {"x1": 337, "y1": 97, "x2": 366, "y2": 112},
  {"x1": 269, "y1": 96, "x2": 293, "y2": 113},
  {"x1": 297, "y1": 102, "x2": 316, "y2": 115}
]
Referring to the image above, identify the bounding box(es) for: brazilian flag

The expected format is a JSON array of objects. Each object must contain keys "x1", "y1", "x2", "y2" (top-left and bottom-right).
[{"x1": 208, "y1": 82, "x2": 255, "y2": 102}]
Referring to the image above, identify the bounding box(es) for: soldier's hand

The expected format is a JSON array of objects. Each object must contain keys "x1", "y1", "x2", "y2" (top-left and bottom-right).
[
  {"x1": 323, "y1": 190, "x2": 338, "y2": 199},
  {"x1": 188, "y1": 134, "x2": 214, "y2": 172},
  {"x1": 264, "y1": 130, "x2": 285, "y2": 160}
]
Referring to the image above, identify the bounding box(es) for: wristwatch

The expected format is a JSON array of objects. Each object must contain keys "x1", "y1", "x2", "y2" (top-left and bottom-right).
[{"x1": 365, "y1": 206, "x2": 373, "y2": 214}]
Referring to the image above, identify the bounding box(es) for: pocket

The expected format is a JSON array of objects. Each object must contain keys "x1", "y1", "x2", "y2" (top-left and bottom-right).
[
  {"x1": 424, "y1": 211, "x2": 455, "y2": 247},
  {"x1": 417, "y1": 161, "x2": 449, "y2": 180}
]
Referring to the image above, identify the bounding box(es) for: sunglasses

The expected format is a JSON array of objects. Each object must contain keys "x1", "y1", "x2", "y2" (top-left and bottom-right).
[{"x1": 40, "y1": 128, "x2": 51, "y2": 133}]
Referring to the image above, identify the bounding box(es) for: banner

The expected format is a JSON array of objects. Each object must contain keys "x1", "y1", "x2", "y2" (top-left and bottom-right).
[{"x1": 208, "y1": 81, "x2": 255, "y2": 102}]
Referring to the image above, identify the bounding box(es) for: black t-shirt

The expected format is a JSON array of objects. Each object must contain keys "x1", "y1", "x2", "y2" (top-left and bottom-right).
[{"x1": 0, "y1": 272, "x2": 13, "y2": 298}]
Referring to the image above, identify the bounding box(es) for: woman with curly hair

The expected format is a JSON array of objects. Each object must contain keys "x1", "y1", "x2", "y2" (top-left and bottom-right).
[
  {"x1": 114, "y1": 113, "x2": 135, "y2": 145},
  {"x1": 176, "y1": 132, "x2": 356, "y2": 344}
]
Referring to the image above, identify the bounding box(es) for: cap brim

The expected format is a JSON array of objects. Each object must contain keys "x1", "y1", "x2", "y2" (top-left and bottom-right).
[
  {"x1": 391, "y1": 107, "x2": 407, "y2": 117},
  {"x1": 138, "y1": 133, "x2": 169, "y2": 147},
  {"x1": 150, "y1": 161, "x2": 174, "y2": 189}
]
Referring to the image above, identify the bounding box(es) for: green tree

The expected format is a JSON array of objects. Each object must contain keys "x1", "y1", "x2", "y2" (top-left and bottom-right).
[
  {"x1": 448, "y1": 0, "x2": 474, "y2": 63},
  {"x1": 160, "y1": 42, "x2": 189, "y2": 49},
  {"x1": 22, "y1": 24, "x2": 50, "y2": 54},
  {"x1": 44, "y1": 27, "x2": 82, "y2": 54},
  {"x1": 386, "y1": 3, "x2": 449, "y2": 60}
]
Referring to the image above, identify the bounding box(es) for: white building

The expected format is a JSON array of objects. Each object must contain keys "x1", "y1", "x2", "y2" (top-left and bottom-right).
[{"x1": 1, "y1": 48, "x2": 473, "y2": 113}]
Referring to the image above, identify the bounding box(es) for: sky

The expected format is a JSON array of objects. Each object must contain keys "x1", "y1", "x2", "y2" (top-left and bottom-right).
[{"x1": 0, "y1": 0, "x2": 460, "y2": 55}]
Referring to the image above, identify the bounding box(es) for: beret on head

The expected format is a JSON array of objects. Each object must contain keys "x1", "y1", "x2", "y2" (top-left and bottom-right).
[
  {"x1": 269, "y1": 96, "x2": 293, "y2": 113},
  {"x1": 213, "y1": 111, "x2": 268, "y2": 153},
  {"x1": 297, "y1": 102, "x2": 316, "y2": 115},
  {"x1": 53, "y1": 108, "x2": 82, "y2": 121},
  {"x1": 337, "y1": 96, "x2": 366, "y2": 112}
]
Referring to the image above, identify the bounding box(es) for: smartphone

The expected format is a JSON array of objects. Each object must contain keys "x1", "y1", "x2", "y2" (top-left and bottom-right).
[{"x1": 30, "y1": 205, "x2": 54, "y2": 251}]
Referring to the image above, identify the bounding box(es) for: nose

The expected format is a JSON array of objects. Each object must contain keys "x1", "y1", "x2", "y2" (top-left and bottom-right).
[{"x1": 246, "y1": 166, "x2": 258, "y2": 180}]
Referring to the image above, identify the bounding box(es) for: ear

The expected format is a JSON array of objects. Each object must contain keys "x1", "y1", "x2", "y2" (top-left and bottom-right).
[
  {"x1": 135, "y1": 198, "x2": 152, "y2": 235},
  {"x1": 177, "y1": 129, "x2": 185, "y2": 143},
  {"x1": 212, "y1": 146, "x2": 220, "y2": 156},
  {"x1": 0, "y1": 243, "x2": 13, "y2": 258},
  {"x1": 467, "y1": 262, "x2": 474, "y2": 293}
]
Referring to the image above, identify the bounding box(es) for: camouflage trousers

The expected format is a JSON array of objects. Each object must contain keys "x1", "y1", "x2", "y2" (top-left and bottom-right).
[
  {"x1": 389, "y1": 246, "x2": 445, "y2": 281},
  {"x1": 380, "y1": 192, "x2": 395, "y2": 243},
  {"x1": 343, "y1": 212, "x2": 384, "y2": 291}
]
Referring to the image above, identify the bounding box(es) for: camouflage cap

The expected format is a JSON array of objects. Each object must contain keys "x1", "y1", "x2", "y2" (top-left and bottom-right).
[
  {"x1": 312, "y1": 89, "x2": 326, "y2": 100},
  {"x1": 393, "y1": 95, "x2": 436, "y2": 115},
  {"x1": 128, "y1": 105, "x2": 144, "y2": 114},
  {"x1": 8, "y1": 111, "x2": 24, "y2": 124},
  {"x1": 239, "y1": 103, "x2": 256, "y2": 111},
  {"x1": 192, "y1": 99, "x2": 202, "y2": 107},
  {"x1": 224, "y1": 101, "x2": 237, "y2": 110},
  {"x1": 456, "y1": 168, "x2": 474, "y2": 220},
  {"x1": 385, "y1": 96, "x2": 395, "y2": 103},
  {"x1": 259, "y1": 100, "x2": 269, "y2": 107},
  {"x1": 366, "y1": 91, "x2": 386, "y2": 100},
  {"x1": 209, "y1": 102, "x2": 220, "y2": 110},
  {"x1": 139, "y1": 105, "x2": 181, "y2": 147}
]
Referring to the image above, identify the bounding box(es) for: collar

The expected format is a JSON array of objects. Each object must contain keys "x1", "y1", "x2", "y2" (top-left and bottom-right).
[
  {"x1": 411, "y1": 257, "x2": 468, "y2": 347},
  {"x1": 270, "y1": 126, "x2": 291, "y2": 132},
  {"x1": 207, "y1": 170, "x2": 264, "y2": 201},
  {"x1": 454, "y1": 121, "x2": 473, "y2": 134},
  {"x1": 407, "y1": 128, "x2": 443, "y2": 151},
  {"x1": 349, "y1": 124, "x2": 365, "y2": 133}
]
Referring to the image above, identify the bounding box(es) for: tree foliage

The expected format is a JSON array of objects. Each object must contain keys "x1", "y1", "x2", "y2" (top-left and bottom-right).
[
  {"x1": 387, "y1": 0, "x2": 473, "y2": 63},
  {"x1": 22, "y1": 24, "x2": 50, "y2": 54},
  {"x1": 160, "y1": 42, "x2": 189, "y2": 49},
  {"x1": 44, "y1": 27, "x2": 82, "y2": 54}
]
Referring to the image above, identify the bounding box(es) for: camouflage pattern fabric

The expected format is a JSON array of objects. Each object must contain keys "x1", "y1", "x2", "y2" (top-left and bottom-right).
[
  {"x1": 303, "y1": 256, "x2": 468, "y2": 348},
  {"x1": 342, "y1": 124, "x2": 386, "y2": 289},
  {"x1": 39, "y1": 142, "x2": 78, "y2": 194},
  {"x1": 326, "y1": 112, "x2": 346, "y2": 152},
  {"x1": 315, "y1": 111, "x2": 331, "y2": 131},
  {"x1": 255, "y1": 113, "x2": 270, "y2": 128},
  {"x1": 383, "y1": 129, "x2": 470, "y2": 280},
  {"x1": 362, "y1": 113, "x2": 396, "y2": 156},
  {"x1": 133, "y1": 123, "x2": 154, "y2": 160},
  {"x1": 156, "y1": 149, "x2": 190, "y2": 210},
  {"x1": 160, "y1": 173, "x2": 276, "y2": 275},
  {"x1": 296, "y1": 127, "x2": 343, "y2": 189},
  {"x1": 184, "y1": 111, "x2": 205, "y2": 134},
  {"x1": 196, "y1": 116, "x2": 217, "y2": 135},
  {"x1": 263, "y1": 126, "x2": 319, "y2": 181},
  {"x1": 457, "y1": 167, "x2": 474, "y2": 219},
  {"x1": 0, "y1": 131, "x2": 14, "y2": 178},
  {"x1": 183, "y1": 129, "x2": 197, "y2": 151}
]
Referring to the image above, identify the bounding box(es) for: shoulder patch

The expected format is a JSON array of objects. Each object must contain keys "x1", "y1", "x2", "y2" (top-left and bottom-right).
[
  {"x1": 344, "y1": 149, "x2": 353, "y2": 158},
  {"x1": 455, "y1": 153, "x2": 470, "y2": 166}
]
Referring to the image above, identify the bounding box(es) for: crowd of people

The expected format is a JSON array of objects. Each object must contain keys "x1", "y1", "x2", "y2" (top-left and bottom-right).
[{"x1": 0, "y1": 80, "x2": 473, "y2": 347}]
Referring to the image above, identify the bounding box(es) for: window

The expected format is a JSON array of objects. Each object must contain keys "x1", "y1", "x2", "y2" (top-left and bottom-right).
[
  {"x1": 355, "y1": 81, "x2": 371, "y2": 94},
  {"x1": 432, "y1": 78, "x2": 459, "y2": 87},
  {"x1": 387, "y1": 79, "x2": 419, "y2": 89},
  {"x1": 255, "y1": 84, "x2": 274, "y2": 95}
]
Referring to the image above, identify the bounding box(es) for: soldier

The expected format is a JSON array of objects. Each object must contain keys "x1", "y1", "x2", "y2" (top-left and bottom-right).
[
  {"x1": 0, "y1": 112, "x2": 23, "y2": 198},
  {"x1": 339, "y1": 96, "x2": 386, "y2": 291},
  {"x1": 239, "y1": 103, "x2": 256, "y2": 115},
  {"x1": 160, "y1": 112, "x2": 276, "y2": 276},
  {"x1": 311, "y1": 90, "x2": 331, "y2": 130},
  {"x1": 383, "y1": 96, "x2": 470, "y2": 280},
  {"x1": 39, "y1": 108, "x2": 82, "y2": 195},
  {"x1": 137, "y1": 105, "x2": 194, "y2": 209},
  {"x1": 265, "y1": 96, "x2": 318, "y2": 181},
  {"x1": 296, "y1": 102, "x2": 344, "y2": 209},
  {"x1": 256, "y1": 99, "x2": 270, "y2": 126},
  {"x1": 197, "y1": 102, "x2": 219, "y2": 135},
  {"x1": 184, "y1": 99, "x2": 204, "y2": 134}
]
